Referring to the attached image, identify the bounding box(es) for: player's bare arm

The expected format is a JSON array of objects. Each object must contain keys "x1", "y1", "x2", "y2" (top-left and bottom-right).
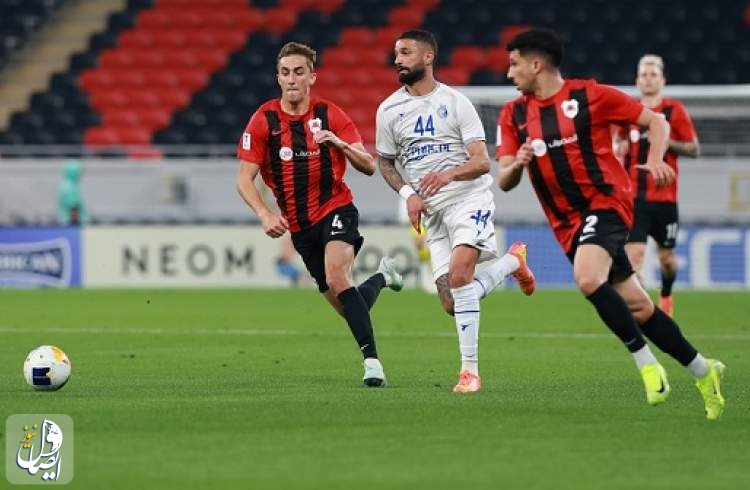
[
  {"x1": 378, "y1": 155, "x2": 426, "y2": 231},
  {"x1": 419, "y1": 140, "x2": 490, "y2": 197},
  {"x1": 636, "y1": 108, "x2": 675, "y2": 187},
  {"x1": 378, "y1": 155, "x2": 407, "y2": 192},
  {"x1": 313, "y1": 130, "x2": 375, "y2": 175},
  {"x1": 236, "y1": 160, "x2": 289, "y2": 238},
  {"x1": 668, "y1": 137, "x2": 700, "y2": 158},
  {"x1": 499, "y1": 137, "x2": 533, "y2": 191}
]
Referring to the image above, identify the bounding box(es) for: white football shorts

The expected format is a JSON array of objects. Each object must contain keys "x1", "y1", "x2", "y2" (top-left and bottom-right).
[{"x1": 423, "y1": 190, "x2": 499, "y2": 280}]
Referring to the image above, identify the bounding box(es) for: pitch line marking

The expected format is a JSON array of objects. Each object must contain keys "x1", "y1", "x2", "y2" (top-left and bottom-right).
[{"x1": 0, "y1": 326, "x2": 748, "y2": 341}]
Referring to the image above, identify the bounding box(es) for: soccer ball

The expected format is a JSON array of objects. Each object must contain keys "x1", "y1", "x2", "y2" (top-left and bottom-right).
[{"x1": 23, "y1": 345, "x2": 71, "y2": 391}]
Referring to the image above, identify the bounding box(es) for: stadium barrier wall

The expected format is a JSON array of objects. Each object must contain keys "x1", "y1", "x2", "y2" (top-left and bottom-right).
[
  {"x1": 1, "y1": 225, "x2": 748, "y2": 289},
  {"x1": 1, "y1": 158, "x2": 749, "y2": 225}
]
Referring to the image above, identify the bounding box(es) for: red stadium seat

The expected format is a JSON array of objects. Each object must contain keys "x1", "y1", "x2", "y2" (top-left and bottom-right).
[
  {"x1": 263, "y1": 9, "x2": 299, "y2": 33},
  {"x1": 134, "y1": 109, "x2": 171, "y2": 130},
  {"x1": 137, "y1": 9, "x2": 172, "y2": 29},
  {"x1": 156, "y1": 89, "x2": 191, "y2": 110},
  {"x1": 79, "y1": 70, "x2": 114, "y2": 91},
  {"x1": 388, "y1": 7, "x2": 425, "y2": 28},
  {"x1": 113, "y1": 127, "x2": 151, "y2": 145},
  {"x1": 84, "y1": 127, "x2": 119, "y2": 146},
  {"x1": 99, "y1": 50, "x2": 134, "y2": 69},
  {"x1": 114, "y1": 89, "x2": 158, "y2": 108},
  {"x1": 233, "y1": 10, "x2": 265, "y2": 30},
  {"x1": 170, "y1": 10, "x2": 203, "y2": 28},
  {"x1": 89, "y1": 91, "x2": 130, "y2": 112},
  {"x1": 103, "y1": 110, "x2": 140, "y2": 127},
  {"x1": 322, "y1": 48, "x2": 359, "y2": 66},
  {"x1": 118, "y1": 30, "x2": 153, "y2": 49},
  {"x1": 141, "y1": 71, "x2": 181, "y2": 88},
  {"x1": 436, "y1": 66, "x2": 471, "y2": 85},
  {"x1": 172, "y1": 70, "x2": 209, "y2": 91},
  {"x1": 374, "y1": 26, "x2": 405, "y2": 51},
  {"x1": 451, "y1": 46, "x2": 486, "y2": 69},
  {"x1": 485, "y1": 46, "x2": 510, "y2": 73},
  {"x1": 339, "y1": 28, "x2": 376, "y2": 47}
]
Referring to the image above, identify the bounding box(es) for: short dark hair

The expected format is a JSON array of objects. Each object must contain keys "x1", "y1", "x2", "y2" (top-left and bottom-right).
[
  {"x1": 506, "y1": 28, "x2": 563, "y2": 68},
  {"x1": 398, "y1": 29, "x2": 438, "y2": 59},
  {"x1": 277, "y1": 42, "x2": 316, "y2": 70}
]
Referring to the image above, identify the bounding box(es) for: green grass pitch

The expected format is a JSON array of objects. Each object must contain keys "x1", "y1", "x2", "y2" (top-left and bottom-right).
[{"x1": 1, "y1": 288, "x2": 748, "y2": 489}]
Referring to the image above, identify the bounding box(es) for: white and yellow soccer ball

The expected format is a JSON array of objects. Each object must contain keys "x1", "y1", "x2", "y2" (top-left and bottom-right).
[{"x1": 23, "y1": 345, "x2": 71, "y2": 391}]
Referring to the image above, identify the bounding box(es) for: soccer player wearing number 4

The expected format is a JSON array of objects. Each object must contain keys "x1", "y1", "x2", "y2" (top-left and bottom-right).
[
  {"x1": 377, "y1": 30, "x2": 536, "y2": 393},
  {"x1": 236, "y1": 42, "x2": 403, "y2": 387},
  {"x1": 497, "y1": 28, "x2": 724, "y2": 419}
]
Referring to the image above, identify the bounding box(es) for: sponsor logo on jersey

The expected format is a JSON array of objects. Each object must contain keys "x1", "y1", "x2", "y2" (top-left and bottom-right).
[{"x1": 403, "y1": 142, "x2": 451, "y2": 162}]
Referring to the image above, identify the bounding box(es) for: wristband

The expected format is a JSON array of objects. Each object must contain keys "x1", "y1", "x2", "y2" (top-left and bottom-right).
[{"x1": 398, "y1": 185, "x2": 416, "y2": 200}]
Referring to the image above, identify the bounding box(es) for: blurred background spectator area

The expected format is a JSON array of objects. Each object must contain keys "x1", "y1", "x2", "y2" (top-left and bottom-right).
[{"x1": 0, "y1": 0, "x2": 748, "y2": 159}]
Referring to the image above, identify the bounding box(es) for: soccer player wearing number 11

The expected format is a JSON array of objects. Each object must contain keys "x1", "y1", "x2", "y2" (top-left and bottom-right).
[
  {"x1": 496, "y1": 28, "x2": 725, "y2": 419},
  {"x1": 377, "y1": 30, "x2": 536, "y2": 393}
]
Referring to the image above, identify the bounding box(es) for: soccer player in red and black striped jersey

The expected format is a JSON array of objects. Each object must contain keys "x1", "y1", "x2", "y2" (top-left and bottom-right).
[
  {"x1": 236, "y1": 42, "x2": 403, "y2": 387},
  {"x1": 621, "y1": 54, "x2": 700, "y2": 317},
  {"x1": 496, "y1": 29, "x2": 725, "y2": 419}
]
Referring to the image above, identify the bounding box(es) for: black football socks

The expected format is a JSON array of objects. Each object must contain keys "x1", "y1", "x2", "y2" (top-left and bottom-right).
[
  {"x1": 640, "y1": 308, "x2": 698, "y2": 366},
  {"x1": 337, "y1": 287, "x2": 378, "y2": 359},
  {"x1": 357, "y1": 273, "x2": 386, "y2": 310},
  {"x1": 586, "y1": 282, "x2": 647, "y2": 352}
]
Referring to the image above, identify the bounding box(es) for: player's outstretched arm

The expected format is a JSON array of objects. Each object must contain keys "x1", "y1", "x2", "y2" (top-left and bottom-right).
[
  {"x1": 419, "y1": 140, "x2": 489, "y2": 197},
  {"x1": 236, "y1": 161, "x2": 288, "y2": 238}
]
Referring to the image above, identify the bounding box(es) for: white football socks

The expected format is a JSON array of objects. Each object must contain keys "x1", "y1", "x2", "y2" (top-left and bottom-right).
[
  {"x1": 632, "y1": 344, "x2": 659, "y2": 370},
  {"x1": 472, "y1": 254, "x2": 520, "y2": 299},
  {"x1": 451, "y1": 284, "x2": 480, "y2": 375},
  {"x1": 687, "y1": 353, "x2": 710, "y2": 378}
]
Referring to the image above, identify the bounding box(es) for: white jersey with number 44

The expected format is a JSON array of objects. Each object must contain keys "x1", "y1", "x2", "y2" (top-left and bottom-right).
[{"x1": 376, "y1": 82, "x2": 490, "y2": 212}]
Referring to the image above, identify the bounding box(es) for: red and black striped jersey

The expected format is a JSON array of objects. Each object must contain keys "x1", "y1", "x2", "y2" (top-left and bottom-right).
[
  {"x1": 237, "y1": 97, "x2": 361, "y2": 232},
  {"x1": 622, "y1": 98, "x2": 697, "y2": 203},
  {"x1": 497, "y1": 79, "x2": 644, "y2": 253}
]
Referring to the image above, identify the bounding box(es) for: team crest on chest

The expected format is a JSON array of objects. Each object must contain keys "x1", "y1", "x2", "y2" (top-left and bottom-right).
[
  {"x1": 308, "y1": 117, "x2": 322, "y2": 134},
  {"x1": 437, "y1": 104, "x2": 448, "y2": 118},
  {"x1": 561, "y1": 99, "x2": 579, "y2": 119}
]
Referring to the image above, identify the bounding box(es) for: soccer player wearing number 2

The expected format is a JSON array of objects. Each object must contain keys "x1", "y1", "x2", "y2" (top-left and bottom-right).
[
  {"x1": 377, "y1": 30, "x2": 536, "y2": 393},
  {"x1": 497, "y1": 28, "x2": 724, "y2": 419}
]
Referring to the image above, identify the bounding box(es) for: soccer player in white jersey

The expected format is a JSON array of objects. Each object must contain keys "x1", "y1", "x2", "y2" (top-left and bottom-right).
[{"x1": 376, "y1": 30, "x2": 536, "y2": 393}]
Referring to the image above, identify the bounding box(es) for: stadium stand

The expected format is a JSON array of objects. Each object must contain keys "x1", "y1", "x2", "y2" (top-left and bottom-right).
[
  {"x1": 0, "y1": 0, "x2": 748, "y2": 155},
  {"x1": 0, "y1": 0, "x2": 65, "y2": 69}
]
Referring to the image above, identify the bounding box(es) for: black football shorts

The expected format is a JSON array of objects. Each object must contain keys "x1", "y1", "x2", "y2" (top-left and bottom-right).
[
  {"x1": 627, "y1": 200, "x2": 679, "y2": 249},
  {"x1": 290, "y1": 203, "x2": 364, "y2": 292},
  {"x1": 565, "y1": 209, "x2": 635, "y2": 284}
]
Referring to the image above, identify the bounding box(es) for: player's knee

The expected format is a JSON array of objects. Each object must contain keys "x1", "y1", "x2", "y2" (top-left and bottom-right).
[
  {"x1": 659, "y1": 251, "x2": 677, "y2": 270},
  {"x1": 631, "y1": 295, "x2": 655, "y2": 324},
  {"x1": 325, "y1": 270, "x2": 352, "y2": 295},
  {"x1": 575, "y1": 274, "x2": 603, "y2": 296},
  {"x1": 448, "y1": 269, "x2": 473, "y2": 288}
]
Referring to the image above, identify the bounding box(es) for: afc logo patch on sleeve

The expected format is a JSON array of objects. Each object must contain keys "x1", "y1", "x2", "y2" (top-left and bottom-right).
[{"x1": 242, "y1": 132, "x2": 251, "y2": 150}]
